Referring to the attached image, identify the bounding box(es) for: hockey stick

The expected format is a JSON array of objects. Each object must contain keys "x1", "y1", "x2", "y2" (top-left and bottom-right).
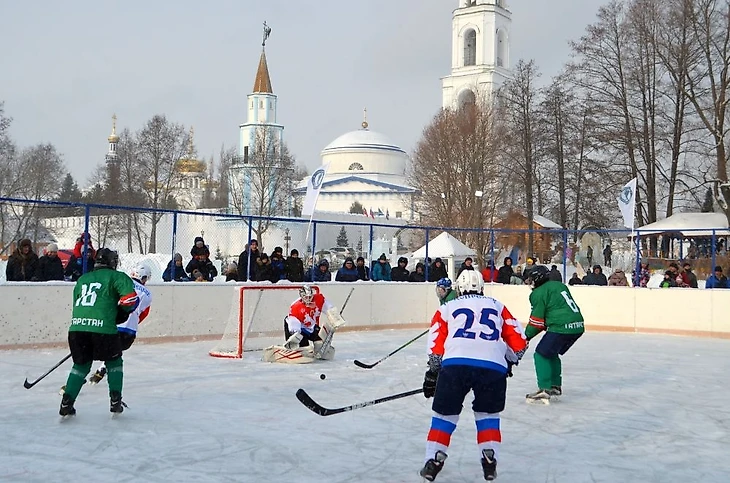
[
  {"x1": 24, "y1": 353, "x2": 72, "y2": 389},
  {"x1": 354, "y1": 328, "x2": 429, "y2": 369},
  {"x1": 295, "y1": 387, "x2": 424, "y2": 416},
  {"x1": 314, "y1": 287, "x2": 354, "y2": 359}
]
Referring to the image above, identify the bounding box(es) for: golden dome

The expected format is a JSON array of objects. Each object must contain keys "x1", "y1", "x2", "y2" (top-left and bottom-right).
[
  {"x1": 108, "y1": 114, "x2": 119, "y2": 143},
  {"x1": 176, "y1": 158, "x2": 207, "y2": 173}
]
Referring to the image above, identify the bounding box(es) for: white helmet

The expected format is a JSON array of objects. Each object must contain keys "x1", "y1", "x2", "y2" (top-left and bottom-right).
[
  {"x1": 299, "y1": 285, "x2": 315, "y2": 305},
  {"x1": 456, "y1": 270, "x2": 484, "y2": 296},
  {"x1": 130, "y1": 265, "x2": 150, "y2": 283}
]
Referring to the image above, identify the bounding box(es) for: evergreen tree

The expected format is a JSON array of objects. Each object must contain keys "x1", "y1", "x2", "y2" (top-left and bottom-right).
[
  {"x1": 701, "y1": 188, "x2": 714, "y2": 213},
  {"x1": 51, "y1": 173, "x2": 83, "y2": 216},
  {"x1": 336, "y1": 226, "x2": 349, "y2": 247},
  {"x1": 349, "y1": 201, "x2": 365, "y2": 215}
]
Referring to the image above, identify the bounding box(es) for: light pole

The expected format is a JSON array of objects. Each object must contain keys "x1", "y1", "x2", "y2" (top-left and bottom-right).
[{"x1": 475, "y1": 190, "x2": 484, "y2": 266}]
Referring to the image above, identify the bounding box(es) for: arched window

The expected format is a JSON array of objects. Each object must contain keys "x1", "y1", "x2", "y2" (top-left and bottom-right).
[
  {"x1": 348, "y1": 162, "x2": 364, "y2": 171},
  {"x1": 458, "y1": 89, "x2": 476, "y2": 109},
  {"x1": 464, "y1": 29, "x2": 477, "y2": 66},
  {"x1": 497, "y1": 29, "x2": 508, "y2": 68}
]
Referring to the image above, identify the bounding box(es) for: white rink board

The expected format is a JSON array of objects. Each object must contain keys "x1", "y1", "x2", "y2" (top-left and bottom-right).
[{"x1": 2, "y1": 330, "x2": 729, "y2": 482}]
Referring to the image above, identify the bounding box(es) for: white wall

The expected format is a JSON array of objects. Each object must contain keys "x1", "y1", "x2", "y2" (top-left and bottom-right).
[{"x1": 1, "y1": 282, "x2": 729, "y2": 349}]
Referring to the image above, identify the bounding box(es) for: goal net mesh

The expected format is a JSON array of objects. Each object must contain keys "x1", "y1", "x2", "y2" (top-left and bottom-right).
[{"x1": 209, "y1": 285, "x2": 319, "y2": 358}]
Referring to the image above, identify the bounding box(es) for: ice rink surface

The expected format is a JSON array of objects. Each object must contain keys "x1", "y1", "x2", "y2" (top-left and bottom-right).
[{"x1": 2, "y1": 330, "x2": 730, "y2": 483}]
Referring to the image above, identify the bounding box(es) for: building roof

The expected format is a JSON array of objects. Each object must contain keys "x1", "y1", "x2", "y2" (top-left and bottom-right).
[
  {"x1": 321, "y1": 128, "x2": 406, "y2": 155},
  {"x1": 413, "y1": 231, "x2": 476, "y2": 259},
  {"x1": 292, "y1": 175, "x2": 418, "y2": 194},
  {"x1": 252, "y1": 50, "x2": 273, "y2": 94},
  {"x1": 533, "y1": 214, "x2": 562, "y2": 229},
  {"x1": 636, "y1": 212, "x2": 730, "y2": 237}
]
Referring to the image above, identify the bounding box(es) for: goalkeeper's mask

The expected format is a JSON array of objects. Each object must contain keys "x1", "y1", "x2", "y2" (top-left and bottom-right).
[{"x1": 299, "y1": 285, "x2": 315, "y2": 306}]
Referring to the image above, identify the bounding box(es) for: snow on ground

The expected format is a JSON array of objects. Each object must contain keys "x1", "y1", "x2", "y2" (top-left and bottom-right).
[{"x1": 2, "y1": 330, "x2": 729, "y2": 482}]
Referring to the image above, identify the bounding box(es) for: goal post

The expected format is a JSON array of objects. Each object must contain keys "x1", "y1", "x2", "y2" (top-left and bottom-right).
[{"x1": 209, "y1": 284, "x2": 320, "y2": 359}]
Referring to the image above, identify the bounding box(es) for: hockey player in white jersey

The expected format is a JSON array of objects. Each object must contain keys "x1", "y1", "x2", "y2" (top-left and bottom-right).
[
  {"x1": 88, "y1": 265, "x2": 153, "y2": 384},
  {"x1": 419, "y1": 270, "x2": 528, "y2": 482}
]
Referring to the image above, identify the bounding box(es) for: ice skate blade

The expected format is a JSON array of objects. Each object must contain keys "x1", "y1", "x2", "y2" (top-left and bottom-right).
[
  {"x1": 59, "y1": 414, "x2": 75, "y2": 422},
  {"x1": 526, "y1": 397, "x2": 551, "y2": 405}
]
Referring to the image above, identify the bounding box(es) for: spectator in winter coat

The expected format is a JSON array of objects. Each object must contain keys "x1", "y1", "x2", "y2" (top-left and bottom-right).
[
  {"x1": 568, "y1": 273, "x2": 583, "y2": 286},
  {"x1": 371, "y1": 254, "x2": 392, "y2": 281},
  {"x1": 335, "y1": 257, "x2": 359, "y2": 282},
  {"x1": 603, "y1": 244, "x2": 613, "y2": 267},
  {"x1": 33, "y1": 243, "x2": 64, "y2": 281},
  {"x1": 308, "y1": 259, "x2": 331, "y2": 282},
  {"x1": 582, "y1": 265, "x2": 608, "y2": 286},
  {"x1": 284, "y1": 249, "x2": 305, "y2": 282},
  {"x1": 237, "y1": 239, "x2": 261, "y2": 282},
  {"x1": 185, "y1": 252, "x2": 218, "y2": 282},
  {"x1": 64, "y1": 233, "x2": 95, "y2": 281},
  {"x1": 163, "y1": 253, "x2": 190, "y2": 282},
  {"x1": 481, "y1": 260, "x2": 498, "y2": 283},
  {"x1": 225, "y1": 262, "x2": 239, "y2": 282},
  {"x1": 355, "y1": 256, "x2": 370, "y2": 281},
  {"x1": 680, "y1": 262, "x2": 698, "y2": 288},
  {"x1": 496, "y1": 257, "x2": 514, "y2": 284},
  {"x1": 391, "y1": 256, "x2": 410, "y2": 282},
  {"x1": 660, "y1": 270, "x2": 677, "y2": 288},
  {"x1": 190, "y1": 236, "x2": 210, "y2": 258},
  {"x1": 638, "y1": 262, "x2": 650, "y2": 287},
  {"x1": 456, "y1": 257, "x2": 475, "y2": 279},
  {"x1": 548, "y1": 265, "x2": 562, "y2": 282},
  {"x1": 255, "y1": 253, "x2": 275, "y2": 282},
  {"x1": 6, "y1": 238, "x2": 40, "y2": 282},
  {"x1": 607, "y1": 268, "x2": 629, "y2": 286},
  {"x1": 522, "y1": 257, "x2": 536, "y2": 281},
  {"x1": 270, "y1": 251, "x2": 286, "y2": 282},
  {"x1": 428, "y1": 258, "x2": 448, "y2": 282},
  {"x1": 408, "y1": 262, "x2": 426, "y2": 282},
  {"x1": 705, "y1": 266, "x2": 729, "y2": 289}
]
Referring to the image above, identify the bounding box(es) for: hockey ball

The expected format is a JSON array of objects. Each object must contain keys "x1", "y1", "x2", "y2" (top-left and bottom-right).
[{"x1": 319, "y1": 373, "x2": 326, "y2": 380}]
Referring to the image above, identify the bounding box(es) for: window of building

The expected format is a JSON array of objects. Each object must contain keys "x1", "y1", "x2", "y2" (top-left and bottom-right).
[
  {"x1": 497, "y1": 29, "x2": 508, "y2": 68},
  {"x1": 244, "y1": 146, "x2": 249, "y2": 164},
  {"x1": 348, "y1": 162, "x2": 364, "y2": 171},
  {"x1": 259, "y1": 101, "x2": 264, "y2": 109},
  {"x1": 464, "y1": 29, "x2": 477, "y2": 66},
  {"x1": 395, "y1": 211, "x2": 402, "y2": 219}
]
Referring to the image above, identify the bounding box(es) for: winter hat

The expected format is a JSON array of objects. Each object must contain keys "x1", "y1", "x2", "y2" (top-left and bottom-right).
[
  {"x1": 378, "y1": 253, "x2": 387, "y2": 261},
  {"x1": 174, "y1": 253, "x2": 183, "y2": 262},
  {"x1": 715, "y1": 266, "x2": 723, "y2": 272},
  {"x1": 290, "y1": 249, "x2": 299, "y2": 256},
  {"x1": 249, "y1": 239, "x2": 258, "y2": 245},
  {"x1": 19, "y1": 238, "x2": 32, "y2": 248},
  {"x1": 46, "y1": 243, "x2": 58, "y2": 252},
  {"x1": 356, "y1": 256, "x2": 365, "y2": 263},
  {"x1": 527, "y1": 257, "x2": 534, "y2": 264},
  {"x1": 194, "y1": 236, "x2": 205, "y2": 245},
  {"x1": 398, "y1": 256, "x2": 408, "y2": 264},
  {"x1": 318, "y1": 259, "x2": 329, "y2": 267},
  {"x1": 274, "y1": 246, "x2": 283, "y2": 254}
]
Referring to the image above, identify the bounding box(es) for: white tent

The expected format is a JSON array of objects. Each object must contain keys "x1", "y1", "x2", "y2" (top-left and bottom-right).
[
  {"x1": 412, "y1": 231, "x2": 477, "y2": 281},
  {"x1": 636, "y1": 213, "x2": 730, "y2": 237}
]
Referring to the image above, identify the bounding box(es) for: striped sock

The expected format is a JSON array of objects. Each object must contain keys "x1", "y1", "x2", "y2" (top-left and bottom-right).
[
  {"x1": 425, "y1": 413, "x2": 459, "y2": 463},
  {"x1": 474, "y1": 412, "x2": 501, "y2": 461}
]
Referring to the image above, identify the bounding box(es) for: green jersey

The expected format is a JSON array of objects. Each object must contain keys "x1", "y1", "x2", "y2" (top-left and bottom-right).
[
  {"x1": 526, "y1": 281, "x2": 584, "y2": 339},
  {"x1": 69, "y1": 268, "x2": 137, "y2": 335},
  {"x1": 439, "y1": 289, "x2": 457, "y2": 305}
]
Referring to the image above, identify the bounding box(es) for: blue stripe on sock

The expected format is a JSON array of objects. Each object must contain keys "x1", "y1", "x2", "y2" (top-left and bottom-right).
[
  {"x1": 476, "y1": 418, "x2": 500, "y2": 431},
  {"x1": 430, "y1": 416, "x2": 457, "y2": 434}
]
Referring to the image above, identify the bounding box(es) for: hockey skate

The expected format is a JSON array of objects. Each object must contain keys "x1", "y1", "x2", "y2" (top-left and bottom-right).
[
  {"x1": 59, "y1": 394, "x2": 76, "y2": 419},
  {"x1": 88, "y1": 367, "x2": 106, "y2": 384},
  {"x1": 109, "y1": 391, "x2": 127, "y2": 416},
  {"x1": 419, "y1": 450, "x2": 447, "y2": 481},
  {"x1": 525, "y1": 389, "x2": 552, "y2": 405},
  {"x1": 548, "y1": 385, "x2": 562, "y2": 397},
  {"x1": 481, "y1": 448, "x2": 497, "y2": 481}
]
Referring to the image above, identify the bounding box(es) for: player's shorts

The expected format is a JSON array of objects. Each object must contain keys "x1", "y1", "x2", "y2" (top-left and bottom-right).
[
  {"x1": 283, "y1": 319, "x2": 321, "y2": 347},
  {"x1": 535, "y1": 332, "x2": 583, "y2": 358},
  {"x1": 68, "y1": 331, "x2": 123, "y2": 365},
  {"x1": 432, "y1": 365, "x2": 507, "y2": 416}
]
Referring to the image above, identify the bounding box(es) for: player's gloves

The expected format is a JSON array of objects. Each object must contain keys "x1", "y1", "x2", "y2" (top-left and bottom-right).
[
  {"x1": 423, "y1": 369, "x2": 439, "y2": 399},
  {"x1": 284, "y1": 332, "x2": 303, "y2": 350},
  {"x1": 506, "y1": 360, "x2": 515, "y2": 377},
  {"x1": 115, "y1": 308, "x2": 131, "y2": 325}
]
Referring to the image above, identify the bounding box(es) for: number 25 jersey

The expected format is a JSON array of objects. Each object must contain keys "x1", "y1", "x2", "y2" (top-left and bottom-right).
[{"x1": 428, "y1": 294, "x2": 527, "y2": 373}]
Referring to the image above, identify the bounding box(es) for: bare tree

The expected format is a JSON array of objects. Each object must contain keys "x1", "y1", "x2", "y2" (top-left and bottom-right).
[
  {"x1": 136, "y1": 115, "x2": 189, "y2": 252},
  {"x1": 227, "y1": 126, "x2": 297, "y2": 245},
  {"x1": 409, "y1": 95, "x2": 504, "y2": 262}
]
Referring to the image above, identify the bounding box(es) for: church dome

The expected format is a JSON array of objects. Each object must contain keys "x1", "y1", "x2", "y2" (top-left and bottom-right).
[{"x1": 321, "y1": 128, "x2": 407, "y2": 156}]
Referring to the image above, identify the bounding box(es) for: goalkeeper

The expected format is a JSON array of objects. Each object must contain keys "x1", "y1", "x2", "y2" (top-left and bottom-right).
[{"x1": 281, "y1": 285, "x2": 346, "y2": 361}]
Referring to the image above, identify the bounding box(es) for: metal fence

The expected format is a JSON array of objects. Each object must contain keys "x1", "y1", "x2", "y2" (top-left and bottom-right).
[{"x1": 1, "y1": 196, "x2": 728, "y2": 285}]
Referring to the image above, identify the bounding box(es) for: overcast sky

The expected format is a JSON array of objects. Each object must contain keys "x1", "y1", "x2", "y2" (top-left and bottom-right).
[{"x1": 1, "y1": 0, "x2": 607, "y2": 187}]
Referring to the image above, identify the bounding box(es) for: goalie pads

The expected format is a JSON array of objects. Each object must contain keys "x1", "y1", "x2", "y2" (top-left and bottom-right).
[
  {"x1": 312, "y1": 341, "x2": 335, "y2": 360},
  {"x1": 262, "y1": 345, "x2": 316, "y2": 364}
]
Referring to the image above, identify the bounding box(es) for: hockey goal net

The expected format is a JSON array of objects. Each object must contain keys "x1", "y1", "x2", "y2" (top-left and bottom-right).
[{"x1": 209, "y1": 284, "x2": 320, "y2": 359}]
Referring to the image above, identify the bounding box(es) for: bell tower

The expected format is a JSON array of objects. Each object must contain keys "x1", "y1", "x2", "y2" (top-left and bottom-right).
[{"x1": 441, "y1": 0, "x2": 512, "y2": 109}]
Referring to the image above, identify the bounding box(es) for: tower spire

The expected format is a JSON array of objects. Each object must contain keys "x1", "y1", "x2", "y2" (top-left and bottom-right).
[
  {"x1": 108, "y1": 114, "x2": 119, "y2": 143},
  {"x1": 362, "y1": 108, "x2": 369, "y2": 130},
  {"x1": 187, "y1": 126, "x2": 195, "y2": 158}
]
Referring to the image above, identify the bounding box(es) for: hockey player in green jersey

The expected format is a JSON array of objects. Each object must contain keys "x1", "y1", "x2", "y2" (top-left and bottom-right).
[
  {"x1": 524, "y1": 265, "x2": 584, "y2": 404},
  {"x1": 435, "y1": 278, "x2": 457, "y2": 305},
  {"x1": 59, "y1": 248, "x2": 138, "y2": 418}
]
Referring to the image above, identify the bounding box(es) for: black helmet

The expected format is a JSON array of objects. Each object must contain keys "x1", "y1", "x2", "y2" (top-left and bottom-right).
[
  {"x1": 528, "y1": 265, "x2": 550, "y2": 287},
  {"x1": 95, "y1": 248, "x2": 119, "y2": 270}
]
